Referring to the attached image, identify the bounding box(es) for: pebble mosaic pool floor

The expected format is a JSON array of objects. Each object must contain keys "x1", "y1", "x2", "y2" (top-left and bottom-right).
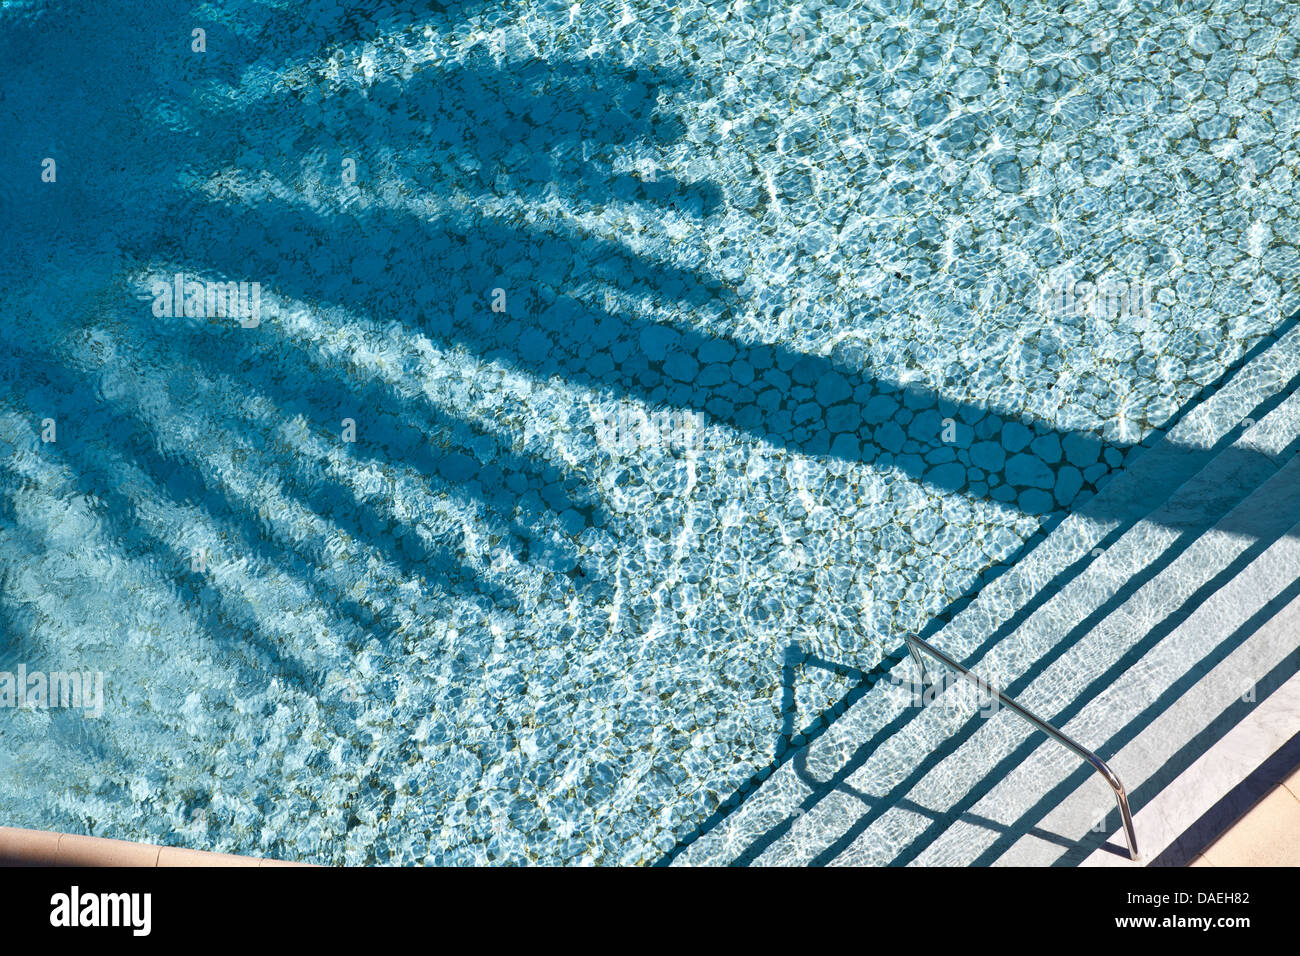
[{"x1": 1, "y1": 0, "x2": 1298, "y2": 864}]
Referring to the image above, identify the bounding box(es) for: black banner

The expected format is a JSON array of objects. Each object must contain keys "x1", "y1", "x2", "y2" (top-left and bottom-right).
[{"x1": 0, "y1": 865, "x2": 1281, "y2": 943}]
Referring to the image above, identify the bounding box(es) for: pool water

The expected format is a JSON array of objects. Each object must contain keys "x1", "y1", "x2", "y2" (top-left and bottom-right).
[{"x1": 1, "y1": 0, "x2": 1297, "y2": 864}]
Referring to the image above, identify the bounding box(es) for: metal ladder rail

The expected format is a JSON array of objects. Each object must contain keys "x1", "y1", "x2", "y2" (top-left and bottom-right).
[{"x1": 905, "y1": 633, "x2": 1140, "y2": 862}]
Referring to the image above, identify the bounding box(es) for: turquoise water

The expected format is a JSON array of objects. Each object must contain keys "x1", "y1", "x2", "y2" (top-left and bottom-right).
[{"x1": 1, "y1": 0, "x2": 1296, "y2": 863}]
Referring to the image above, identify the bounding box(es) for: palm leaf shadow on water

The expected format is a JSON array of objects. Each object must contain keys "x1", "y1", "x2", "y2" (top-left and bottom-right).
[
  {"x1": 2, "y1": 0, "x2": 1297, "y2": 861},
  {"x1": 1, "y1": 0, "x2": 1284, "y2": 529},
  {"x1": 129, "y1": 53, "x2": 729, "y2": 629},
  {"x1": 161, "y1": 50, "x2": 1277, "y2": 532},
  {"x1": 0, "y1": 2, "x2": 747, "y2": 855},
  {"x1": 152, "y1": 43, "x2": 1288, "y2": 537}
]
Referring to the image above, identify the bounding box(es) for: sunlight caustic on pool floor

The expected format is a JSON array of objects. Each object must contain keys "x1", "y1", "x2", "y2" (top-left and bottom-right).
[{"x1": 1, "y1": 0, "x2": 1298, "y2": 863}]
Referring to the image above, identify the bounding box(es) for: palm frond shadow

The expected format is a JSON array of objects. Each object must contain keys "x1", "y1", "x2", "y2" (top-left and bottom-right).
[{"x1": 2, "y1": 0, "x2": 1297, "y2": 862}]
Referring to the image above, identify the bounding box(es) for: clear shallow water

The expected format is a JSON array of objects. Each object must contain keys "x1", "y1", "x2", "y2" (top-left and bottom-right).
[{"x1": 1, "y1": 0, "x2": 1297, "y2": 863}]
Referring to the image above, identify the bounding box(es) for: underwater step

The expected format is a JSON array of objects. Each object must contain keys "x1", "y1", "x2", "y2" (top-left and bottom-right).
[
  {"x1": 1080, "y1": 637, "x2": 1300, "y2": 869},
  {"x1": 953, "y1": 520, "x2": 1300, "y2": 867},
  {"x1": 673, "y1": 330, "x2": 1300, "y2": 866},
  {"x1": 845, "y1": 456, "x2": 1300, "y2": 866}
]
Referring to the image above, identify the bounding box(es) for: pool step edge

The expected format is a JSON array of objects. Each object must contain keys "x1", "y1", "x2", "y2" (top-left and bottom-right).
[
  {"x1": 673, "y1": 325, "x2": 1300, "y2": 866},
  {"x1": 922, "y1": 487, "x2": 1300, "y2": 866},
  {"x1": 839, "y1": 453, "x2": 1300, "y2": 866}
]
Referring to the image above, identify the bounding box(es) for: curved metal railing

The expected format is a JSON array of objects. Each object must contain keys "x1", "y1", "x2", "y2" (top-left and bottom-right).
[{"x1": 904, "y1": 633, "x2": 1140, "y2": 862}]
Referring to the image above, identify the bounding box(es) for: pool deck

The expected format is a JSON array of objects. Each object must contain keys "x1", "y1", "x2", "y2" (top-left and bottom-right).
[
  {"x1": 0, "y1": 826, "x2": 306, "y2": 867},
  {"x1": 1190, "y1": 767, "x2": 1300, "y2": 867}
]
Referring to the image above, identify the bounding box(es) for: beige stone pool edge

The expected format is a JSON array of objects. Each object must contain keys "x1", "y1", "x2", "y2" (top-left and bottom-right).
[
  {"x1": 1189, "y1": 764, "x2": 1300, "y2": 867},
  {"x1": 0, "y1": 826, "x2": 309, "y2": 867}
]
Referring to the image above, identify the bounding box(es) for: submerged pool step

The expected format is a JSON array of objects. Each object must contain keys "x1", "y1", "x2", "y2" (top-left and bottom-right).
[
  {"x1": 778, "y1": 431, "x2": 1300, "y2": 868},
  {"x1": 1081, "y1": 604, "x2": 1300, "y2": 868},
  {"x1": 673, "y1": 325, "x2": 1300, "y2": 867},
  {"x1": 811, "y1": 403, "x2": 1300, "y2": 867},
  {"x1": 1005, "y1": 532, "x2": 1300, "y2": 866},
  {"x1": 846, "y1": 454, "x2": 1300, "y2": 866}
]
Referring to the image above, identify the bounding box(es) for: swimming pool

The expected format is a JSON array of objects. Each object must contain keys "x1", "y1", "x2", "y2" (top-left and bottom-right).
[{"x1": 1, "y1": 0, "x2": 1297, "y2": 864}]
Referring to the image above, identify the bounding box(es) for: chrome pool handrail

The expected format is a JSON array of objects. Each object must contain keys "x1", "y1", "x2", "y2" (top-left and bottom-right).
[{"x1": 904, "y1": 633, "x2": 1140, "y2": 862}]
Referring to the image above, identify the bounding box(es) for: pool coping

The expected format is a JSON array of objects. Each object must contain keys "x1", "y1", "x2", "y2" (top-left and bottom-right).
[
  {"x1": 1188, "y1": 766, "x2": 1300, "y2": 867},
  {"x1": 0, "y1": 826, "x2": 308, "y2": 867}
]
